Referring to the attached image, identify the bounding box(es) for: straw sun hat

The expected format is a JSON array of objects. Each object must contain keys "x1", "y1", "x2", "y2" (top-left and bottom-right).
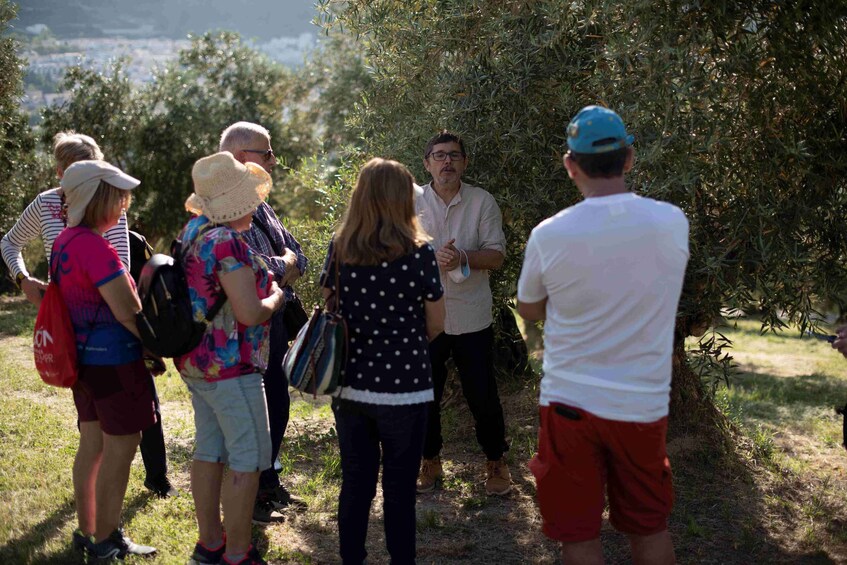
[{"x1": 185, "y1": 151, "x2": 272, "y2": 223}]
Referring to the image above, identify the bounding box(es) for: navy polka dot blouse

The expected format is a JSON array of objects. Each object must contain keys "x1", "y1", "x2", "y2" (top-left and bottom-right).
[{"x1": 319, "y1": 241, "x2": 444, "y2": 405}]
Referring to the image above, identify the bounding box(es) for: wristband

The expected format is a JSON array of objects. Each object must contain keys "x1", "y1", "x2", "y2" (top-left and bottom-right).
[{"x1": 14, "y1": 272, "x2": 25, "y2": 289}]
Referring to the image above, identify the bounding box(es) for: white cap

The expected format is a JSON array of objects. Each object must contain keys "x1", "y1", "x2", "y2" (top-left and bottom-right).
[{"x1": 61, "y1": 160, "x2": 140, "y2": 227}]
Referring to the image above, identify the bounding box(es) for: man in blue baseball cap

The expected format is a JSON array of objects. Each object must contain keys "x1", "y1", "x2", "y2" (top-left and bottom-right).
[{"x1": 517, "y1": 105, "x2": 689, "y2": 564}]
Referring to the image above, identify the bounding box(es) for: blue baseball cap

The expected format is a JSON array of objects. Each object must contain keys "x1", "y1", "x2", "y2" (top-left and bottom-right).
[{"x1": 566, "y1": 105, "x2": 635, "y2": 154}]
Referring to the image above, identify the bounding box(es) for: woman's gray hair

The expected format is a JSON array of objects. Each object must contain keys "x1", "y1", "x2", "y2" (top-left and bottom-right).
[
  {"x1": 219, "y1": 122, "x2": 271, "y2": 152},
  {"x1": 53, "y1": 131, "x2": 104, "y2": 171}
]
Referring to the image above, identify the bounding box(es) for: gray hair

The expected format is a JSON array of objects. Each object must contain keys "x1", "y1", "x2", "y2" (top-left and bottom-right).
[
  {"x1": 219, "y1": 122, "x2": 271, "y2": 152},
  {"x1": 53, "y1": 131, "x2": 104, "y2": 171}
]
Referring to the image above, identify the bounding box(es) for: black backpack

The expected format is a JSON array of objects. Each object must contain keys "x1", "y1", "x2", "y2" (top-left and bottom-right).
[
  {"x1": 135, "y1": 239, "x2": 226, "y2": 358},
  {"x1": 128, "y1": 230, "x2": 154, "y2": 284}
]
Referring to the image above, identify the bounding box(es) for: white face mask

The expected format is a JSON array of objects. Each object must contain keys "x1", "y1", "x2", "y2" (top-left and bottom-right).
[{"x1": 446, "y1": 249, "x2": 470, "y2": 283}]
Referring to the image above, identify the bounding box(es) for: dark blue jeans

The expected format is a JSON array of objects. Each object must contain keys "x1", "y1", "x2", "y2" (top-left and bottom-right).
[
  {"x1": 333, "y1": 398, "x2": 428, "y2": 565},
  {"x1": 259, "y1": 313, "x2": 290, "y2": 494},
  {"x1": 423, "y1": 326, "x2": 508, "y2": 461}
]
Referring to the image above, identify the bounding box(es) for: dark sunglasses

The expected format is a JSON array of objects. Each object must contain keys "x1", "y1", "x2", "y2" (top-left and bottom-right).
[{"x1": 243, "y1": 149, "x2": 275, "y2": 161}]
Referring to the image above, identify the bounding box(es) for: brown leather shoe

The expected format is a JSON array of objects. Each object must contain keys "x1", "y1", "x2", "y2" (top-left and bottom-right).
[
  {"x1": 416, "y1": 456, "x2": 443, "y2": 493},
  {"x1": 485, "y1": 458, "x2": 512, "y2": 496}
]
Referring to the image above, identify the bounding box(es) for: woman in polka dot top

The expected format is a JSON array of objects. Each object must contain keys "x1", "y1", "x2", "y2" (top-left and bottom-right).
[{"x1": 320, "y1": 157, "x2": 445, "y2": 564}]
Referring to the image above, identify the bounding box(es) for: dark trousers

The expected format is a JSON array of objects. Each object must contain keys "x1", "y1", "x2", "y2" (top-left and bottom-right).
[
  {"x1": 139, "y1": 371, "x2": 168, "y2": 481},
  {"x1": 259, "y1": 313, "x2": 290, "y2": 493},
  {"x1": 333, "y1": 398, "x2": 427, "y2": 565},
  {"x1": 423, "y1": 326, "x2": 508, "y2": 461}
]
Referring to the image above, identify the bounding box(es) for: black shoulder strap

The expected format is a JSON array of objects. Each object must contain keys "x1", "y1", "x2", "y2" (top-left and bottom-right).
[
  {"x1": 128, "y1": 230, "x2": 154, "y2": 284},
  {"x1": 172, "y1": 237, "x2": 227, "y2": 324},
  {"x1": 252, "y1": 213, "x2": 281, "y2": 256},
  {"x1": 129, "y1": 230, "x2": 154, "y2": 258},
  {"x1": 205, "y1": 291, "x2": 227, "y2": 322}
]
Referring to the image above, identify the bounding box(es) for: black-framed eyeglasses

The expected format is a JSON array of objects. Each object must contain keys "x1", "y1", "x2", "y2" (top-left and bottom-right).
[
  {"x1": 243, "y1": 149, "x2": 275, "y2": 161},
  {"x1": 427, "y1": 151, "x2": 464, "y2": 162}
]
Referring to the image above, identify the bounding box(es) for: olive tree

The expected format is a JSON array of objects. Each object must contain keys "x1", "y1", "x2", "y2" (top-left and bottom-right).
[
  {"x1": 128, "y1": 31, "x2": 314, "y2": 240},
  {"x1": 39, "y1": 32, "x2": 320, "y2": 242},
  {"x1": 319, "y1": 0, "x2": 847, "y2": 429},
  {"x1": 39, "y1": 62, "x2": 144, "y2": 173},
  {"x1": 0, "y1": 0, "x2": 40, "y2": 235},
  {"x1": 0, "y1": 1, "x2": 50, "y2": 290},
  {"x1": 38, "y1": 29, "x2": 379, "y2": 246},
  {"x1": 276, "y1": 32, "x2": 373, "y2": 223}
]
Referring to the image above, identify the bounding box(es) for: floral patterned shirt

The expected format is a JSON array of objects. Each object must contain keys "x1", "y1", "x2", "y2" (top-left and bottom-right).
[{"x1": 175, "y1": 216, "x2": 273, "y2": 382}]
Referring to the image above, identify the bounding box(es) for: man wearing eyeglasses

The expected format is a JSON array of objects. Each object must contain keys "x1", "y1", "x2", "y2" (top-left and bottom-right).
[
  {"x1": 414, "y1": 130, "x2": 512, "y2": 496},
  {"x1": 219, "y1": 122, "x2": 308, "y2": 525}
]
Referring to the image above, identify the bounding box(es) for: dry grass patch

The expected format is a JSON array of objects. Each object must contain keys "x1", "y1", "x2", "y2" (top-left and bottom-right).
[{"x1": 693, "y1": 318, "x2": 847, "y2": 563}]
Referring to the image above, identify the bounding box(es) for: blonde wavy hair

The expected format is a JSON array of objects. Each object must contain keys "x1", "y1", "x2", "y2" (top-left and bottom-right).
[
  {"x1": 334, "y1": 158, "x2": 428, "y2": 265},
  {"x1": 53, "y1": 131, "x2": 103, "y2": 171}
]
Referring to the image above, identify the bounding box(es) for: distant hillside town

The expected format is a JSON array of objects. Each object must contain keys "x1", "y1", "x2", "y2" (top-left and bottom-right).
[{"x1": 18, "y1": 25, "x2": 316, "y2": 122}]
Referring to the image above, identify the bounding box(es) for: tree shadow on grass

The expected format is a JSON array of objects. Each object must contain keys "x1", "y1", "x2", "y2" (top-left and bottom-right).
[
  {"x1": 659, "y1": 441, "x2": 840, "y2": 565},
  {"x1": 730, "y1": 371, "x2": 847, "y2": 410},
  {"x1": 0, "y1": 491, "x2": 153, "y2": 564},
  {"x1": 639, "y1": 365, "x2": 847, "y2": 564}
]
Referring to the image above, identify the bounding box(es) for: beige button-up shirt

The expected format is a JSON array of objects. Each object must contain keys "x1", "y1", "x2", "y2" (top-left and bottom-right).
[{"x1": 416, "y1": 181, "x2": 506, "y2": 335}]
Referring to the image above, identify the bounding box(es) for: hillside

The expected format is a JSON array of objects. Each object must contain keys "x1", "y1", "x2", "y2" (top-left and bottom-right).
[{"x1": 13, "y1": 0, "x2": 316, "y2": 40}]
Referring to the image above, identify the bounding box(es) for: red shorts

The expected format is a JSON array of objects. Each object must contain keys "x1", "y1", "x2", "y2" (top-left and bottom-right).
[
  {"x1": 529, "y1": 403, "x2": 673, "y2": 543},
  {"x1": 72, "y1": 359, "x2": 157, "y2": 436}
]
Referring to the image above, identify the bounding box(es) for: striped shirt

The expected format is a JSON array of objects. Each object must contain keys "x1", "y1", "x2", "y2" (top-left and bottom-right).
[
  {"x1": 1, "y1": 188, "x2": 129, "y2": 280},
  {"x1": 241, "y1": 201, "x2": 308, "y2": 304}
]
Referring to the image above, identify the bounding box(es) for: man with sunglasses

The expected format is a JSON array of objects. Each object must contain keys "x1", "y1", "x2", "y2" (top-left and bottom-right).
[
  {"x1": 517, "y1": 106, "x2": 688, "y2": 564},
  {"x1": 219, "y1": 122, "x2": 308, "y2": 525},
  {"x1": 414, "y1": 130, "x2": 512, "y2": 496}
]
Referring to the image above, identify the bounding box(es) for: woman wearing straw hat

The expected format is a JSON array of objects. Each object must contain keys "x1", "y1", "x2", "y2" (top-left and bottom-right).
[
  {"x1": 320, "y1": 158, "x2": 445, "y2": 564},
  {"x1": 55, "y1": 160, "x2": 158, "y2": 561},
  {"x1": 176, "y1": 151, "x2": 285, "y2": 565}
]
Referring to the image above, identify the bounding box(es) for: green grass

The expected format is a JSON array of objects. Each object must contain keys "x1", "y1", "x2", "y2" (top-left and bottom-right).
[
  {"x1": 685, "y1": 515, "x2": 706, "y2": 538},
  {"x1": 0, "y1": 337, "x2": 201, "y2": 564},
  {"x1": 695, "y1": 318, "x2": 847, "y2": 428},
  {"x1": 0, "y1": 305, "x2": 347, "y2": 563},
  {"x1": 415, "y1": 509, "x2": 442, "y2": 532},
  {"x1": 0, "y1": 298, "x2": 36, "y2": 338},
  {"x1": 5, "y1": 304, "x2": 847, "y2": 563},
  {"x1": 689, "y1": 317, "x2": 847, "y2": 558},
  {"x1": 5, "y1": 298, "x2": 555, "y2": 563}
]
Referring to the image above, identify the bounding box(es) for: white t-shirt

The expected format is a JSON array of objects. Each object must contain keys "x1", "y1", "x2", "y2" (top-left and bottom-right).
[{"x1": 517, "y1": 193, "x2": 689, "y2": 422}]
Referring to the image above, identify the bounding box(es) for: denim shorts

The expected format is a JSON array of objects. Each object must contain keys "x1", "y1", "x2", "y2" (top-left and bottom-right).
[{"x1": 182, "y1": 373, "x2": 272, "y2": 473}]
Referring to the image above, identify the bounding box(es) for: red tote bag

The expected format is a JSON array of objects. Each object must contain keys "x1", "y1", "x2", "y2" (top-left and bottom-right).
[{"x1": 33, "y1": 281, "x2": 79, "y2": 387}]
